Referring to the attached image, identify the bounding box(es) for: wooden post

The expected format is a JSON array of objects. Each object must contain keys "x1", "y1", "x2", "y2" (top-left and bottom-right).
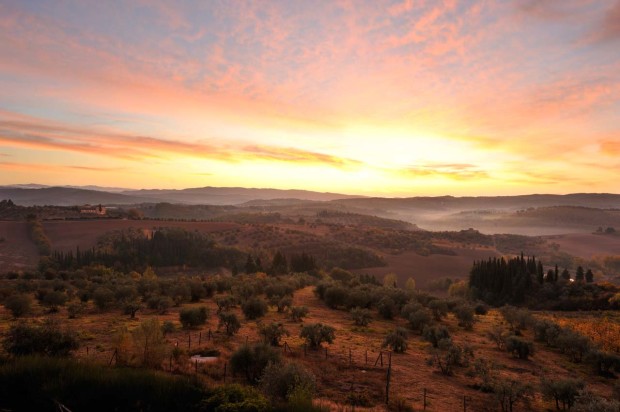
[
  {"x1": 385, "y1": 352, "x2": 392, "y2": 405},
  {"x1": 423, "y1": 388, "x2": 427, "y2": 410},
  {"x1": 208, "y1": 329, "x2": 212, "y2": 340},
  {"x1": 188, "y1": 333, "x2": 191, "y2": 350},
  {"x1": 169, "y1": 355, "x2": 172, "y2": 371},
  {"x1": 108, "y1": 349, "x2": 117, "y2": 366},
  {"x1": 245, "y1": 336, "x2": 248, "y2": 345},
  {"x1": 199, "y1": 331, "x2": 202, "y2": 346},
  {"x1": 365, "y1": 350, "x2": 368, "y2": 364},
  {"x1": 86, "y1": 346, "x2": 89, "y2": 355},
  {"x1": 349, "y1": 348, "x2": 352, "y2": 366},
  {"x1": 195, "y1": 359, "x2": 198, "y2": 374},
  {"x1": 325, "y1": 347, "x2": 328, "y2": 358}
]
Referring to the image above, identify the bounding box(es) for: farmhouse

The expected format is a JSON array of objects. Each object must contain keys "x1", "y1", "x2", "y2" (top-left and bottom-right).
[{"x1": 79, "y1": 204, "x2": 106, "y2": 215}]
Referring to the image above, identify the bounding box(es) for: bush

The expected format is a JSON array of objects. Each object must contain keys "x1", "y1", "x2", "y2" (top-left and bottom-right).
[
  {"x1": 242, "y1": 297, "x2": 268, "y2": 320},
  {"x1": 422, "y1": 325, "x2": 450, "y2": 348},
  {"x1": 179, "y1": 307, "x2": 209, "y2": 329},
  {"x1": 93, "y1": 287, "x2": 115, "y2": 311},
  {"x1": 486, "y1": 325, "x2": 508, "y2": 350},
  {"x1": 492, "y1": 378, "x2": 532, "y2": 412},
  {"x1": 67, "y1": 302, "x2": 86, "y2": 319},
  {"x1": 3, "y1": 321, "x2": 79, "y2": 357},
  {"x1": 556, "y1": 330, "x2": 591, "y2": 363},
  {"x1": 42, "y1": 291, "x2": 67, "y2": 312},
  {"x1": 324, "y1": 286, "x2": 348, "y2": 309},
  {"x1": 259, "y1": 322, "x2": 289, "y2": 346},
  {"x1": 0, "y1": 357, "x2": 206, "y2": 412},
  {"x1": 505, "y1": 336, "x2": 534, "y2": 360},
  {"x1": 289, "y1": 306, "x2": 308, "y2": 322},
  {"x1": 541, "y1": 378, "x2": 584, "y2": 410},
  {"x1": 202, "y1": 384, "x2": 269, "y2": 412},
  {"x1": 500, "y1": 306, "x2": 532, "y2": 332},
  {"x1": 428, "y1": 299, "x2": 449, "y2": 320},
  {"x1": 162, "y1": 321, "x2": 176, "y2": 336},
  {"x1": 219, "y1": 312, "x2": 241, "y2": 336},
  {"x1": 454, "y1": 304, "x2": 475, "y2": 330},
  {"x1": 300, "y1": 323, "x2": 335, "y2": 349},
  {"x1": 408, "y1": 309, "x2": 432, "y2": 333},
  {"x1": 350, "y1": 307, "x2": 373, "y2": 326},
  {"x1": 230, "y1": 343, "x2": 280, "y2": 383},
  {"x1": 377, "y1": 296, "x2": 398, "y2": 319},
  {"x1": 215, "y1": 295, "x2": 237, "y2": 313},
  {"x1": 383, "y1": 328, "x2": 408, "y2": 353},
  {"x1": 260, "y1": 361, "x2": 316, "y2": 400},
  {"x1": 428, "y1": 339, "x2": 472, "y2": 376},
  {"x1": 4, "y1": 294, "x2": 32, "y2": 318}
]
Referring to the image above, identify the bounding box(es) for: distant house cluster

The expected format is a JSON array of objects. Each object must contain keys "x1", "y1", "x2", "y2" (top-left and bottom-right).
[{"x1": 79, "y1": 204, "x2": 106, "y2": 215}]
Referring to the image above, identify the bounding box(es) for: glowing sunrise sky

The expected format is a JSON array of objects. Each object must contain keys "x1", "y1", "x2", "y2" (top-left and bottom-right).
[{"x1": 1, "y1": 1, "x2": 619, "y2": 196}]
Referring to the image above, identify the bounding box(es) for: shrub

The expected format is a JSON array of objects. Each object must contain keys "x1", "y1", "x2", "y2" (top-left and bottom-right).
[
  {"x1": 218, "y1": 312, "x2": 241, "y2": 336},
  {"x1": 0, "y1": 357, "x2": 206, "y2": 412},
  {"x1": 132, "y1": 319, "x2": 167, "y2": 368},
  {"x1": 230, "y1": 343, "x2": 280, "y2": 383},
  {"x1": 408, "y1": 309, "x2": 432, "y2": 333},
  {"x1": 259, "y1": 322, "x2": 289, "y2": 346},
  {"x1": 123, "y1": 302, "x2": 143, "y2": 319},
  {"x1": 260, "y1": 361, "x2": 316, "y2": 400},
  {"x1": 428, "y1": 299, "x2": 449, "y2": 320},
  {"x1": 556, "y1": 330, "x2": 591, "y2": 363},
  {"x1": 486, "y1": 325, "x2": 508, "y2": 350},
  {"x1": 202, "y1": 384, "x2": 270, "y2": 412},
  {"x1": 324, "y1": 286, "x2": 348, "y2": 309},
  {"x1": 383, "y1": 328, "x2": 408, "y2": 353},
  {"x1": 541, "y1": 378, "x2": 584, "y2": 410},
  {"x1": 93, "y1": 287, "x2": 115, "y2": 311},
  {"x1": 275, "y1": 296, "x2": 292, "y2": 313},
  {"x1": 454, "y1": 304, "x2": 475, "y2": 330},
  {"x1": 350, "y1": 307, "x2": 373, "y2": 326},
  {"x1": 300, "y1": 323, "x2": 335, "y2": 349},
  {"x1": 377, "y1": 296, "x2": 397, "y2": 319},
  {"x1": 428, "y1": 339, "x2": 472, "y2": 376},
  {"x1": 42, "y1": 291, "x2": 67, "y2": 312},
  {"x1": 147, "y1": 296, "x2": 174, "y2": 314},
  {"x1": 289, "y1": 306, "x2": 309, "y2": 322},
  {"x1": 474, "y1": 302, "x2": 489, "y2": 315},
  {"x1": 500, "y1": 306, "x2": 532, "y2": 332},
  {"x1": 3, "y1": 294, "x2": 32, "y2": 318},
  {"x1": 67, "y1": 302, "x2": 86, "y2": 319},
  {"x1": 3, "y1": 321, "x2": 79, "y2": 357},
  {"x1": 161, "y1": 321, "x2": 176, "y2": 336},
  {"x1": 215, "y1": 295, "x2": 237, "y2": 313},
  {"x1": 505, "y1": 336, "x2": 534, "y2": 360},
  {"x1": 242, "y1": 297, "x2": 268, "y2": 320},
  {"x1": 179, "y1": 307, "x2": 209, "y2": 329},
  {"x1": 422, "y1": 325, "x2": 450, "y2": 348},
  {"x1": 492, "y1": 378, "x2": 532, "y2": 412}
]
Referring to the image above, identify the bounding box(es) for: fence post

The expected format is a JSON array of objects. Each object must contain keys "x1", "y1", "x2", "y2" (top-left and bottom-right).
[
  {"x1": 325, "y1": 347, "x2": 328, "y2": 358},
  {"x1": 385, "y1": 352, "x2": 392, "y2": 405},
  {"x1": 188, "y1": 333, "x2": 191, "y2": 350},
  {"x1": 208, "y1": 329, "x2": 212, "y2": 340},
  {"x1": 199, "y1": 331, "x2": 202, "y2": 346},
  {"x1": 195, "y1": 359, "x2": 198, "y2": 374},
  {"x1": 86, "y1": 346, "x2": 89, "y2": 356},
  {"x1": 349, "y1": 348, "x2": 352, "y2": 366},
  {"x1": 365, "y1": 350, "x2": 368, "y2": 364},
  {"x1": 169, "y1": 355, "x2": 172, "y2": 371}
]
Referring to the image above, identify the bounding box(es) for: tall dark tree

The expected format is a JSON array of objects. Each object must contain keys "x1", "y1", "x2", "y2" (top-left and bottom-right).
[
  {"x1": 561, "y1": 268, "x2": 571, "y2": 281},
  {"x1": 575, "y1": 266, "x2": 585, "y2": 282},
  {"x1": 585, "y1": 269, "x2": 594, "y2": 283}
]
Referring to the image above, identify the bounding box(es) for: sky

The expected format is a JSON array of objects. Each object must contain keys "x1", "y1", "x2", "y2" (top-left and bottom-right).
[{"x1": 0, "y1": 0, "x2": 619, "y2": 196}]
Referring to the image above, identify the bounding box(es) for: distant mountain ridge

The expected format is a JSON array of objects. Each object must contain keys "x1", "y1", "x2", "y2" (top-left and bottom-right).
[{"x1": 1, "y1": 185, "x2": 620, "y2": 211}]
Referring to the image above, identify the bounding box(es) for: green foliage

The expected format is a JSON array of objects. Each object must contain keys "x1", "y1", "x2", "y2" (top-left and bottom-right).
[
  {"x1": 259, "y1": 322, "x2": 289, "y2": 346},
  {"x1": 300, "y1": 323, "x2": 335, "y2": 349},
  {"x1": 202, "y1": 384, "x2": 270, "y2": 412},
  {"x1": 428, "y1": 299, "x2": 448, "y2": 320},
  {"x1": 408, "y1": 308, "x2": 433, "y2": 333},
  {"x1": 428, "y1": 339, "x2": 472, "y2": 376},
  {"x1": 324, "y1": 286, "x2": 348, "y2": 309},
  {"x1": 4, "y1": 294, "x2": 32, "y2": 318},
  {"x1": 93, "y1": 287, "x2": 115, "y2": 311},
  {"x1": 132, "y1": 318, "x2": 167, "y2": 368},
  {"x1": 492, "y1": 378, "x2": 532, "y2": 412},
  {"x1": 541, "y1": 378, "x2": 584, "y2": 410},
  {"x1": 486, "y1": 325, "x2": 508, "y2": 350},
  {"x1": 180, "y1": 306, "x2": 209, "y2": 329},
  {"x1": 422, "y1": 325, "x2": 450, "y2": 348},
  {"x1": 289, "y1": 306, "x2": 309, "y2": 322},
  {"x1": 3, "y1": 320, "x2": 79, "y2": 357},
  {"x1": 499, "y1": 306, "x2": 532, "y2": 332},
  {"x1": 41, "y1": 291, "x2": 67, "y2": 312},
  {"x1": 505, "y1": 336, "x2": 534, "y2": 360},
  {"x1": 27, "y1": 217, "x2": 51, "y2": 256},
  {"x1": 260, "y1": 361, "x2": 316, "y2": 400},
  {"x1": 377, "y1": 296, "x2": 398, "y2": 319},
  {"x1": 350, "y1": 307, "x2": 373, "y2": 326},
  {"x1": 454, "y1": 303, "x2": 475, "y2": 330},
  {"x1": 242, "y1": 297, "x2": 268, "y2": 320},
  {"x1": 0, "y1": 357, "x2": 206, "y2": 412},
  {"x1": 219, "y1": 312, "x2": 241, "y2": 336},
  {"x1": 215, "y1": 295, "x2": 237, "y2": 313},
  {"x1": 382, "y1": 328, "x2": 408, "y2": 353},
  {"x1": 230, "y1": 343, "x2": 280, "y2": 383}
]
